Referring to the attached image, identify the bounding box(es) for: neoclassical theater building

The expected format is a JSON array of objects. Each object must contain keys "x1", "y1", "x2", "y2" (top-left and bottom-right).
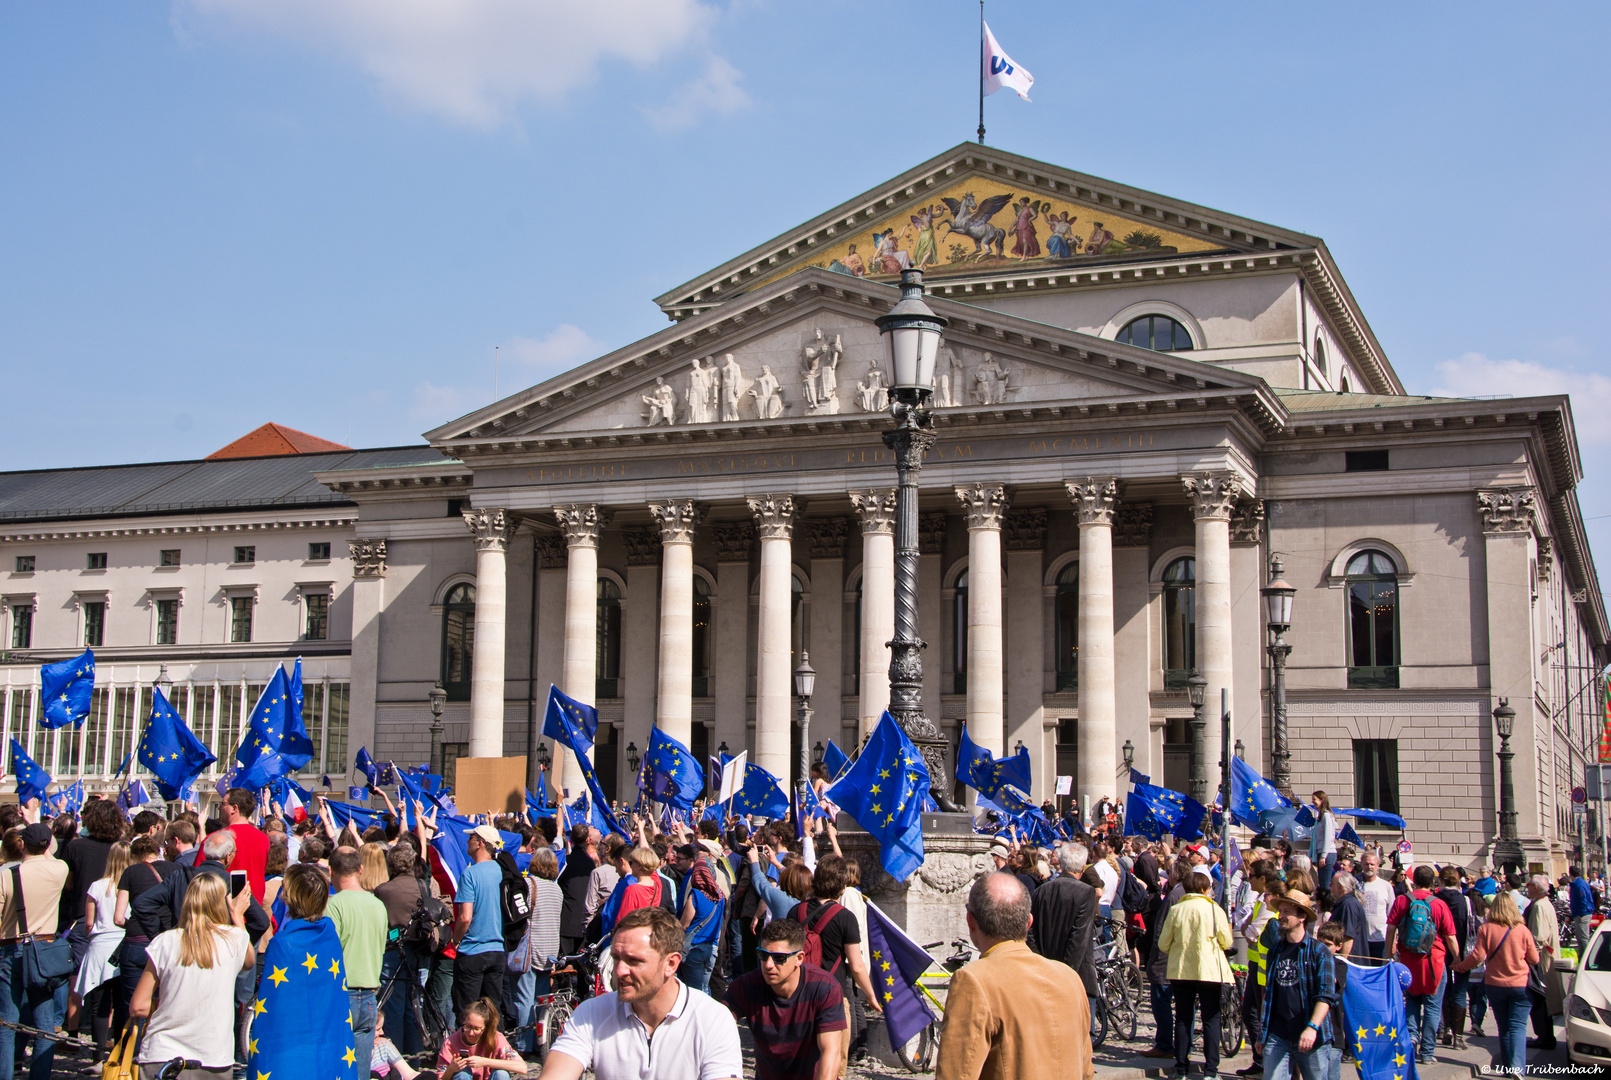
[{"x1": 1, "y1": 145, "x2": 1604, "y2": 872}]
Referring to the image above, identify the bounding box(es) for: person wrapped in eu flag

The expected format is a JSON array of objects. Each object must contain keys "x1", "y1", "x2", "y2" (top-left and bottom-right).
[{"x1": 249, "y1": 863, "x2": 358, "y2": 1079}]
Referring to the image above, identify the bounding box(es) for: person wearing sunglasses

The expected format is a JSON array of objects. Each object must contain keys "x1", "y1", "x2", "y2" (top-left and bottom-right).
[{"x1": 725, "y1": 919, "x2": 846, "y2": 1080}]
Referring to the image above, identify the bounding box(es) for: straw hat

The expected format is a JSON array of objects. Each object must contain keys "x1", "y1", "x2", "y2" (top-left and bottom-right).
[{"x1": 1277, "y1": 888, "x2": 1318, "y2": 920}]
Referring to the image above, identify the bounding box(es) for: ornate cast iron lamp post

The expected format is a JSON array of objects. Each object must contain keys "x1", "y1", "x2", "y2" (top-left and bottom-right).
[
  {"x1": 1187, "y1": 671, "x2": 1208, "y2": 806},
  {"x1": 1262, "y1": 556, "x2": 1296, "y2": 797},
  {"x1": 428, "y1": 682, "x2": 447, "y2": 780},
  {"x1": 795, "y1": 654, "x2": 815, "y2": 813},
  {"x1": 1493, "y1": 698, "x2": 1525, "y2": 877}
]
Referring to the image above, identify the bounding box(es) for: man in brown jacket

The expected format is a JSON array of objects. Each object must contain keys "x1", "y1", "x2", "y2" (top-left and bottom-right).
[{"x1": 935, "y1": 871, "x2": 1095, "y2": 1080}]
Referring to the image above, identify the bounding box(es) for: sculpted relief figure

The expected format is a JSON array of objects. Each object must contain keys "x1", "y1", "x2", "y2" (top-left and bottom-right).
[
  {"x1": 971, "y1": 351, "x2": 1012, "y2": 406},
  {"x1": 800, "y1": 329, "x2": 843, "y2": 415},
  {"x1": 857, "y1": 364, "x2": 889, "y2": 412},
  {"x1": 720, "y1": 353, "x2": 745, "y2": 421},
  {"x1": 686, "y1": 357, "x2": 714, "y2": 424},
  {"x1": 749, "y1": 365, "x2": 785, "y2": 419},
  {"x1": 935, "y1": 346, "x2": 963, "y2": 407},
  {"x1": 642, "y1": 377, "x2": 677, "y2": 426}
]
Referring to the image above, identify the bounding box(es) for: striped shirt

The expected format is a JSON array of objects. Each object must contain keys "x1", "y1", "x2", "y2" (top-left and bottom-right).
[{"x1": 725, "y1": 964, "x2": 847, "y2": 1080}]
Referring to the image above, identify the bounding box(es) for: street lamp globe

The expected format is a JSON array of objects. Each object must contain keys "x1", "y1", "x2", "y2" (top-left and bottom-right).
[
  {"x1": 793, "y1": 652, "x2": 816, "y2": 700},
  {"x1": 535, "y1": 741, "x2": 551, "y2": 770},
  {"x1": 1122, "y1": 740, "x2": 1135, "y2": 771},
  {"x1": 1494, "y1": 698, "x2": 1515, "y2": 739},
  {"x1": 1262, "y1": 556, "x2": 1295, "y2": 634},
  {"x1": 875, "y1": 269, "x2": 948, "y2": 403},
  {"x1": 1186, "y1": 670, "x2": 1208, "y2": 709},
  {"x1": 626, "y1": 742, "x2": 641, "y2": 774},
  {"x1": 428, "y1": 683, "x2": 446, "y2": 719},
  {"x1": 813, "y1": 741, "x2": 825, "y2": 765}
]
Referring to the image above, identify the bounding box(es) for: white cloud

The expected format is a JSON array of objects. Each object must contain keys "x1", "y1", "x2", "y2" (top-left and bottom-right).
[
  {"x1": 508, "y1": 323, "x2": 601, "y2": 373},
  {"x1": 642, "y1": 54, "x2": 750, "y2": 132},
  {"x1": 1431, "y1": 352, "x2": 1611, "y2": 442},
  {"x1": 178, "y1": 0, "x2": 723, "y2": 128}
]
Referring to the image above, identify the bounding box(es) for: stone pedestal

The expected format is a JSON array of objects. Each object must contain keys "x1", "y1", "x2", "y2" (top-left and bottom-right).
[{"x1": 834, "y1": 815, "x2": 992, "y2": 956}]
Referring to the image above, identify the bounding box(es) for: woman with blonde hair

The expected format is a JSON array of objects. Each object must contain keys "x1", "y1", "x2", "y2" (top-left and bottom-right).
[
  {"x1": 359, "y1": 841, "x2": 389, "y2": 892},
  {"x1": 68, "y1": 840, "x2": 132, "y2": 1052},
  {"x1": 1455, "y1": 889, "x2": 1538, "y2": 1076},
  {"x1": 131, "y1": 873, "x2": 255, "y2": 1078}
]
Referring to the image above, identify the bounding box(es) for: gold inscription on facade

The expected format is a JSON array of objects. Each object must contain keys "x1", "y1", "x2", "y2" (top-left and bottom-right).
[
  {"x1": 1025, "y1": 433, "x2": 1156, "y2": 454},
  {"x1": 522, "y1": 463, "x2": 630, "y2": 481},
  {"x1": 675, "y1": 454, "x2": 798, "y2": 475}
]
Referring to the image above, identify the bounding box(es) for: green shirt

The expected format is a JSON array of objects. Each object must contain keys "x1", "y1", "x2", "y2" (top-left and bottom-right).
[{"x1": 326, "y1": 889, "x2": 388, "y2": 990}]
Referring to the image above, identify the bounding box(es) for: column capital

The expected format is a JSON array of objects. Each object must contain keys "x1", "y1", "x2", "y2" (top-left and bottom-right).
[
  {"x1": 349, "y1": 538, "x2": 387, "y2": 579},
  {"x1": 712, "y1": 521, "x2": 756, "y2": 562},
  {"x1": 1066, "y1": 477, "x2": 1120, "y2": 527},
  {"x1": 1113, "y1": 503, "x2": 1153, "y2": 547},
  {"x1": 1182, "y1": 472, "x2": 1247, "y2": 521},
  {"x1": 1005, "y1": 508, "x2": 1048, "y2": 552},
  {"x1": 747, "y1": 494, "x2": 798, "y2": 540},
  {"x1": 553, "y1": 503, "x2": 610, "y2": 549},
  {"x1": 624, "y1": 526, "x2": 662, "y2": 566},
  {"x1": 648, "y1": 500, "x2": 702, "y2": 545},
  {"x1": 919, "y1": 512, "x2": 948, "y2": 555},
  {"x1": 463, "y1": 507, "x2": 513, "y2": 553},
  {"x1": 850, "y1": 489, "x2": 898, "y2": 536},
  {"x1": 955, "y1": 483, "x2": 1009, "y2": 530},
  {"x1": 1478, "y1": 487, "x2": 1537, "y2": 535},
  {"x1": 1230, "y1": 499, "x2": 1266, "y2": 545},
  {"x1": 808, "y1": 517, "x2": 850, "y2": 560},
  {"x1": 534, "y1": 534, "x2": 568, "y2": 567}
]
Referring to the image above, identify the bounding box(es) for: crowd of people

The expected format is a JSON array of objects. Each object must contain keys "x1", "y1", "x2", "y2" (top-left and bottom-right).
[{"x1": 0, "y1": 782, "x2": 1593, "y2": 1080}]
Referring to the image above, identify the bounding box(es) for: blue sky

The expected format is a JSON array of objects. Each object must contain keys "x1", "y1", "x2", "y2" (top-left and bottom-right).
[{"x1": 2, "y1": 2, "x2": 1608, "y2": 579}]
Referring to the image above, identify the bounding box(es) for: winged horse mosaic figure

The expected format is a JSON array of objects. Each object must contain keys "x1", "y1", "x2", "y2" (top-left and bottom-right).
[{"x1": 939, "y1": 192, "x2": 1014, "y2": 259}]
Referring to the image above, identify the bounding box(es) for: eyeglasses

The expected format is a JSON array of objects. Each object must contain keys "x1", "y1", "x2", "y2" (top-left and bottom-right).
[{"x1": 757, "y1": 949, "x2": 802, "y2": 966}]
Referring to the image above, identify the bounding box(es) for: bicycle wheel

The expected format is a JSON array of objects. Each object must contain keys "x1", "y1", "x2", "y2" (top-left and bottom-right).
[
  {"x1": 1090, "y1": 995, "x2": 1109, "y2": 1050},
  {"x1": 539, "y1": 999, "x2": 574, "y2": 1061},
  {"x1": 894, "y1": 1021, "x2": 937, "y2": 1073},
  {"x1": 1105, "y1": 968, "x2": 1138, "y2": 1043},
  {"x1": 1219, "y1": 980, "x2": 1244, "y2": 1057}
]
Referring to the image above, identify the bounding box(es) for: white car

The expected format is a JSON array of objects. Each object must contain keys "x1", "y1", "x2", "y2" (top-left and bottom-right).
[{"x1": 1566, "y1": 925, "x2": 1611, "y2": 1065}]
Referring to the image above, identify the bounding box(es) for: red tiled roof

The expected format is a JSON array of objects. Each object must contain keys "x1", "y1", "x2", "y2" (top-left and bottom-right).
[{"x1": 207, "y1": 423, "x2": 352, "y2": 460}]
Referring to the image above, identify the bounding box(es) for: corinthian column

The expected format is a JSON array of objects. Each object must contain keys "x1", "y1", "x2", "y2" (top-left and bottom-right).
[
  {"x1": 850, "y1": 489, "x2": 897, "y2": 742},
  {"x1": 649, "y1": 500, "x2": 701, "y2": 749},
  {"x1": 1183, "y1": 472, "x2": 1245, "y2": 781},
  {"x1": 955, "y1": 483, "x2": 1008, "y2": 756},
  {"x1": 748, "y1": 495, "x2": 797, "y2": 781},
  {"x1": 463, "y1": 507, "x2": 513, "y2": 759},
  {"x1": 554, "y1": 503, "x2": 609, "y2": 795},
  {"x1": 1068, "y1": 478, "x2": 1119, "y2": 804}
]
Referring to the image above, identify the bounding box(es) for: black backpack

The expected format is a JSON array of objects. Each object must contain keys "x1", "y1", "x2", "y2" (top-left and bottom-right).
[
  {"x1": 494, "y1": 851, "x2": 532, "y2": 952},
  {"x1": 1121, "y1": 868, "x2": 1149, "y2": 914}
]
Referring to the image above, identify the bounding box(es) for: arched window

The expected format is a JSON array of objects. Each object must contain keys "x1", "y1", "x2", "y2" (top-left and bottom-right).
[
  {"x1": 953, "y1": 569, "x2": 968, "y2": 694},
  {"x1": 1055, "y1": 562, "x2": 1078, "y2": 691},
  {"x1": 1314, "y1": 334, "x2": 1328, "y2": 377},
  {"x1": 1347, "y1": 550, "x2": 1399, "y2": 688},
  {"x1": 440, "y1": 583, "x2": 475, "y2": 702},
  {"x1": 1116, "y1": 314, "x2": 1192, "y2": 352},
  {"x1": 1162, "y1": 557, "x2": 1196, "y2": 688},
  {"x1": 1340, "y1": 371, "x2": 1352, "y2": 393},
  {"x1": 596, "y1": 578, "x2": 622, "y2": 699},
  {"x1": 692, "y1": 576, "x2": 712, "y2": 698}
]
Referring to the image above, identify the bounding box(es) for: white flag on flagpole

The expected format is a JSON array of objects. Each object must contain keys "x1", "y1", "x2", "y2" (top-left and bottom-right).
[{"x1": 982, "y1": 22, "x2": 1034, "y2": 102}]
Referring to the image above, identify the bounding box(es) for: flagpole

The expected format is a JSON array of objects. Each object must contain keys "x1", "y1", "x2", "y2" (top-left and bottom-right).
[{"x1": 977, "y1": 0, "x2": 986, "y2": 144}]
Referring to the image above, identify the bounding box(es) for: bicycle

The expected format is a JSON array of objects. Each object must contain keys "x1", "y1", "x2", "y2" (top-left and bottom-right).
[
  {"x1": 890, "y1": 938, "x2": 975, "y2": 1073},
  {"x1": 1094, "y1": 918, "x2": 1142, "y2": 1045},
  {"x1": 532, "y1": 942, "x2": 607, "y2": 1060},
  {"x1": 1220, "y1": 963, "x2": 1247, "y2": 1057}
]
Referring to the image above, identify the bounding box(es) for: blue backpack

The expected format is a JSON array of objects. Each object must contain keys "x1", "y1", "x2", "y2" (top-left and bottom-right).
[{"x1": 1402, "y1": 895, "x2": 1437, "y2": 954}]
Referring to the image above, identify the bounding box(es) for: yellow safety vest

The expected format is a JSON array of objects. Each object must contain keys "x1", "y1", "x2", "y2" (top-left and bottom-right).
[{"x1": 1246, "y1": 900, "x2": 1270, "y2": 986}]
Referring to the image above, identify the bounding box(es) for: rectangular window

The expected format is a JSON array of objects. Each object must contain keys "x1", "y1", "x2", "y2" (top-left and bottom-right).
[
  {"x1": 155, "y1": 599, "x2": 178, "y2": 645},
  {"x1": 308, "y1": 542, "x2": 331, "y2": 561},
  {"x1": 1353, "y1": 739, "x2": 1399, "y2": 815},
  {"x1": 233, "y1": 546, "x2": 255, "y2": 565},
  {"x1": 229, "y1": 597, "x2": 253, "y2": 643},
  {"x1": 10, "y1": 605, "x2": 32, "y2": 649},
  {"x1": 305, "y1": 593, "x2": 328, "y2": 640},
  {"x1": 13, "y1": 556, "x2": 34, "y2": 573},
  {"x1": 86, "y1": 553, "x2": 107, "y2": 570},
  {"x1": 1345, "y1": 450, "x2": 1390, "y2": 472},
  {"x1": 83, "y1": 601, "x2": 105, "y2": 647},
  {"x1": 159, "y1": 549, "x2": 181, "y2": 567}
]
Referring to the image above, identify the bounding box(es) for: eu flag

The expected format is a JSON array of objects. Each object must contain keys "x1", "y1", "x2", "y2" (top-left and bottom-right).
[
  {"x1": 249, "y1": 917, "x2": 358, "y2": 1080},
  {"x1": 325, "y1": 799, "x2": 384, "y2": 835},
  {"x1": 825, "y1": 711, "x2": 930, "y2": 882},
  {"x1": 1339, "y1": 806, "x2": 1407, "y2": 830},
  {"x1": 9, "y1": 739, "x2": 51, "y2": 804},
  {"x1": 354, "y1": 746, "x2": 380, "y2": 787},
  {"x1": 115, "y1": 780, "x2": 150, "y2": 811},
  {"x1": 542, "y1": 684, "x2": 598, "y2": 755},
  {"x1": 822, "y1": 740, "x2": 850, "y2": 782},
  {"x1": 50, "y1": 780, "x2": 84, "y2": 815},
  {"x1": 957, "y1": 725, "x2": 1033, "y2": 811},
  {"x1": 140, "y1": 685, "x2": 217, "y2": 801},
  {"x1": 428, "y1": 813, "x2": 523, "y2": 892},
  {"x1": 1124, "y1": 782, "x2": 1208, "y2": 841},
  {"x1": 1343, "y1": 958, "x2": 1418, "y2": 1080},
  {"x1": 865, "y1": 899, "x2": 938, "y2": 1049},
  {"x1": 640, "y1": 727, "x2": 703, "y2": 814},
  {"x1": 1230, "y1": 755, "x2": 1290, "y2": 829},
  {"x1": 235, "y1": 664, "x2": 314, "y2": 791},
  {"x1": 40, "y1": 649, "x2": 94, "y2": 729}
]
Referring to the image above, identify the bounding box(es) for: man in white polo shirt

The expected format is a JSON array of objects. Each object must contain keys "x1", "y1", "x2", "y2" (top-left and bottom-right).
[{"x1": 542, "y1": 905, "x2": 742, "y2": 1080}]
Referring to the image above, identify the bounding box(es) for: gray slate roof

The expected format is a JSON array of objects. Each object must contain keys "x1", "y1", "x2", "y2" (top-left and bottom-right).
[{"x1": 0, "y1": 447, "x2": 450, "y2": 524}]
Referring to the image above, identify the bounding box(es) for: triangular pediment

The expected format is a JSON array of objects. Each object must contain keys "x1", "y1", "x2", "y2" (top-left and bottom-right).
[
  {"x1": 654, "y1": 143, "x2": 1315, "y2": 319},
  {"x1": 425, "y1": 268, "x2": 1266, "y2": 448}
]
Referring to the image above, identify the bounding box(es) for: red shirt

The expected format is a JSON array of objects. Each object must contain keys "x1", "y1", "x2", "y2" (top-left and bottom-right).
[
  {"x1": 618, "y1": 875, "x2": 663, "y2": 920},
  {"x1": 1387, "y1": 889, "x2": 1457, "y2": 995},
  {"x1": 198, "y1": 822, "x2": 270, "y2": 903}
]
